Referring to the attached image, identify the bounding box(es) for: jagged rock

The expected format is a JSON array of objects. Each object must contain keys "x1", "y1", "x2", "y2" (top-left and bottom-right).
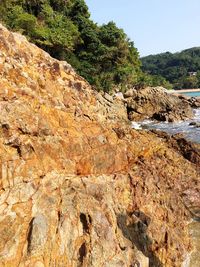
[
  {"x1": 189, "y1": 122, "x2": 197, "y2": 126},
  {"x1": 126, "y1": 87, "x2": 194, "y2": 122},
  {"x1": 114, "y1": 92, "x2": 124, "y2": 100},
  {"x1": 124, "y1": 88, "x2": 137, "y2": 98},
  {"x1": 188, "y1": 97, "x2": 200, "y2": 108},
  {"x1": 27, "y1": 214, "x2": 48, "y2": 255},
  {"x1": 189, "y1": 122, "x2": 200, "y2": 128},
  {"x1": 0, "y1": 24, "x2": 200, "y2": 267},
  {"x1": 103, "y1": 92, "x2": 114, "y2": 103}
]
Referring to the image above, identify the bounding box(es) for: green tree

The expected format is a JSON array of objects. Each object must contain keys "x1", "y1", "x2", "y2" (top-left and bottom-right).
[
  {"x1": 141, "y1": 47, "x2": 200, "y2": 89},
  {"x1": 0, "y1": 0, "x2": 157, "y2": 92}
]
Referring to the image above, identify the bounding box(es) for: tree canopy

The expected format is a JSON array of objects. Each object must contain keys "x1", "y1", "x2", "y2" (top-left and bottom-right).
[
  {"x1": 0, "y1": 0, "x2": 170, "y2": 91},
  {"x1": 141, "y1": 48, "x2": 200, "y2": 89}
]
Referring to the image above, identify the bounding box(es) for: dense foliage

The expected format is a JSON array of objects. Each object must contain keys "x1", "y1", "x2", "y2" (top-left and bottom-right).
[
  {"x1": 141, "y1": 48, "x2": 200, "y2": 89},
  {"x1": 0, "y1": 0, "x2": 171, "y2": 92}
]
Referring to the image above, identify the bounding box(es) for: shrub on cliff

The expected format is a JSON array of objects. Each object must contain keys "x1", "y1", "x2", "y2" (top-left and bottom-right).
[
  {"x1": 0, "y1": 0, "x2": 144, "y2": 92},
  {"x1": 0, "y1": 0, "x2": 167, "y2": 92}
]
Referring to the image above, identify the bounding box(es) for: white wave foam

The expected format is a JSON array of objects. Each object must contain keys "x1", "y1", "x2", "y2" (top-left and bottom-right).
[{"x1": 131, "y1": 122, "x2": 142, "y2": 130}]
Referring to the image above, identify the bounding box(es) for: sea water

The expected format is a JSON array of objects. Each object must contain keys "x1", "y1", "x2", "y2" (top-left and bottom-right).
[
  {"x1": 132, "y1": 109, "x2": 200, "y2": 143},
  {"x1": 179, "y1": 91, "x2": 200, "y2": 97}
]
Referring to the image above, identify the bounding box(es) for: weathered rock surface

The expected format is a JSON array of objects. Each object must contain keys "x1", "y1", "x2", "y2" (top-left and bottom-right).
[
  {"x1": 178, "y1": 95, "x2": 200, "y2": 109},
  {"x1": 0, "y1": 24, "x2": 200, "y2": 267},
  {"x1": 125, "y1": 87, "x2": 194, "y2": 122}
]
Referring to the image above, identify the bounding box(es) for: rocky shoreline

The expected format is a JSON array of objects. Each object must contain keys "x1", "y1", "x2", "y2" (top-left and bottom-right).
[
  {"x1": 0, "y1": 24, "x2": 200, "y2": 267},
  {"x1": 123, "y1": 87, "x2": 200, "y2": 122}
]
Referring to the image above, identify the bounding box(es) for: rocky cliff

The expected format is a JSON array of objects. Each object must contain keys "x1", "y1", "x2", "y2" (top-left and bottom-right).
[{"x1": 0, "y1": 24, "x2": 200, "y2": 267}]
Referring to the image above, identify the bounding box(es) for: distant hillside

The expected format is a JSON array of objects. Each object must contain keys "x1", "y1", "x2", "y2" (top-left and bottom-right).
[{"x1": 141, "y1": 47, "x2": 200, "y2": 89}]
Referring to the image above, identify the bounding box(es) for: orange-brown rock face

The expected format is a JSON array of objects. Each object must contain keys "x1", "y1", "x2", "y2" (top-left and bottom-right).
[
  {"x1": 125, "y1": 87, "x2": 194, "y2": 122},
  {"x1": 0, "y1": 24, "x2": 199, "y2": 267}
]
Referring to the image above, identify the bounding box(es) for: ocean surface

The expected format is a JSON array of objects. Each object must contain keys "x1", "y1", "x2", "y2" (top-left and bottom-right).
[
  {"x1": 132, "y1": 109, "x2": 200, "y2": 143},
  {"x1": 179, "y1": 91, "x2": 200, "y2": 97}
]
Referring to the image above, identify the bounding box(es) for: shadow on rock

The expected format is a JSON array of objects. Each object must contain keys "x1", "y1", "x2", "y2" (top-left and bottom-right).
[{"x1": 117, "y1": 211, "x2": 163, "y2": 267}]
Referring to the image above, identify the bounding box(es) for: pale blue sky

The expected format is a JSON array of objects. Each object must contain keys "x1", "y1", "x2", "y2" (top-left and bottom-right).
[{"x1": 85, "y1": 0, "x2": 200, "y2": 57}]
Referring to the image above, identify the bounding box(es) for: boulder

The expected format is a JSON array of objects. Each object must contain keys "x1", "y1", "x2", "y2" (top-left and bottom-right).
[
  {"x1": 189, "y1": 122, "x2": 200, "y2": 128},
  {"x1": 124, "y1": 88, "x2": 137, "y2": 98},
  {"x1": 188, "y1": 97, "x2": 200, "y2": 108},
  {"x1": 126, "y1": 87, "x2": 194, "y2": 122}
]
